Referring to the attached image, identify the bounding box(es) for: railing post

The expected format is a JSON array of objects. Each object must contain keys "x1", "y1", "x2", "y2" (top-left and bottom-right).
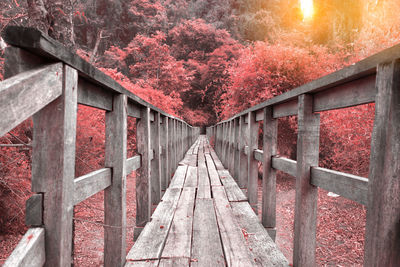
[
  {"x1": 248, "y1": 111, "x2": 258, "y2": 213},
  {"x1": 233, "y1": 118, "x2": 240, "y2": 182},
  {"x1": 170, "y1": 119, "x2": 176, "y2": 178},
  {"x1": 151, "y1": 112, "x2": 161, "y2": 205},
  {"x1": 228, "y1": 120, "x2": 235, "y2": 174},
  {"x1": 262, "y1": 106, "x2": 278, "y2": 241},
  {"x1": 104, "y1": 94, "x2": 127, "y2": 267},
  {"x1": 135, "y1": 107, "x2": 151, "y2": 239},
  {"x1": 32, "y1": 65, "x2": 78, "y2": 267},
  {"x1": 364, "y1": 60, "x2": 400, "y2": 266},
  {"x1": 238, "y1": 115, "x2": 248, "y2": 188},
  {"x1": 221, "y1": 123, "x2": 226, "y2": 166},
  {"x1": 161, "y1": 116, "x2": 169, "y2": 192},
  {"x1": 293, "y1": 94, "x2": 319, "y2": 266}
]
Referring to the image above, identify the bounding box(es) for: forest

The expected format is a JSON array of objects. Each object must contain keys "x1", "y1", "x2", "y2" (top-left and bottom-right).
[{"x1": 1, "y1": 0, "x2": 400, "y2": 266}]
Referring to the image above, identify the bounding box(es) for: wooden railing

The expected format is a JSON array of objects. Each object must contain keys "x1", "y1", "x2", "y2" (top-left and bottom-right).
[
  {"x1": 0, "y1": 26, "x2": 199, "y2": 267},
  {"x1": 207, "y1": 44, "x2": 400, "y2": 266}
]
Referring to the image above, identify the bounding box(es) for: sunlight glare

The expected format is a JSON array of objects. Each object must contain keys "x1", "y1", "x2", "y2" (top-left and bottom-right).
[{"x1": 300, "y1": 0, "x2": 314, "y2": 21}]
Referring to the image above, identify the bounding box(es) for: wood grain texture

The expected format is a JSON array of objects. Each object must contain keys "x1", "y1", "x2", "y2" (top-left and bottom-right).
[
  {"x1": 126, "y1": 155, "x2": 141, "y2": 174},
  {"x1": 364, "y1": 61, "x2": 400, "y2": 266},
  {"x1": 191, "y1": 198, "x2": 225, "y2": 267},
  {"x1": 31, "y1": 64, "x2": 77, "y2": 267},
  {"x1": 205, "y1": 154, "x2": 221, "y2": 186},
  {"x1": 169, "y1": 165, "x2": 188, "y2": 189},
  {"x1": 159, "y1": 258, "x2": 189, "y2": 267},
  {"x1": 247, "y1": 111, "x2": 258, "y2": 212},
  {"x1": 218, "y1": 170, "x2": 247, "y2": 202},
  {"x1": 272, "y1": 157, "x2": 297, "y2": 177},
  {"x1": 238, "y1": 116, "x2": 248, "y2": 188},
  {"x1": 74, "y1": 168, "x2": 112, "y2": 205},
  {"x1": 293, "y1": 94, "x2": 320, "y2": 266},
  {"x1": 104, "y1": 94, "x2": 127, "y2": 267},
  {"x1": 77, "y1": 77, "x2": 113, "y2": 111},
  {"x1": 160, "y1": 116, "x2": 169, "y2": 191},
  {"x1": 184, "y1": 166, "x2": 198, "y2": 188},
  {"x1": 197, "y1": 143, "x2": 211, "y2": 199},
  {"x1": 0, "y1": 63, "x2": 63, "y2": 137},
  {"x1": 3, "y1": 228, "x2": 45, "y2": 267},
  {"x1": 25, "y1": 194, "x2": 43, "y2": 226},
  {"x1": 162, "y1": 187, "x2": 195, "y2": 258},
  {"x1": 262, "y1": 107, "x2": 278, "y2": 233},
  {"x1": 150, "y1": 112, "x2": 161, "y2": 205},
  {"x1": 233, "y1": 118, "x2": 240, "y2": 181},
  {"x1": 125, "y1": 260, "x2": 159, "y2": 267}
]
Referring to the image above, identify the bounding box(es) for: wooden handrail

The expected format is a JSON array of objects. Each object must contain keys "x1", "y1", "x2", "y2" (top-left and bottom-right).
[
  {"x1": 207, "y1": 44, "x2": 400, "y2": 266},
  {"x1": 0, "y1": 27, "x2": 200, "y2": 267}
]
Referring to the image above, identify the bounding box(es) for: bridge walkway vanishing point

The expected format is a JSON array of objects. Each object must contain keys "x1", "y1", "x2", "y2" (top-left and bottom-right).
[{"x1": 125, "y1": 135, "x2": 288, "y2": 266}]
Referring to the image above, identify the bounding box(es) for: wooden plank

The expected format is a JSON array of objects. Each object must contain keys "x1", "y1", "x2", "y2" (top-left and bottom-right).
[
  {"x1": 159, "y1": 258, "x2": 190, "y2": 267},
  {"x1": 3, "y1": 228, "x2": 45, "y2": 267},
  {"x1": 31, "y1": 64, "x2": 77, "y2": 266},
  {"x1": 248, "y1": 111, "x2": 258, "y2": 213},
  {"x1": 151, "y1": 112, "x2": 161, "y2": 205},
  {"x1": 255, "y1": 109, "x2": 264, "y2": 121},
  {"x1": 167, "y1": 118, "x2": 174, "y2": 185},
  {"x1": 184, "y1": 166, "x2": 198, "y2": 188},
  {"x1": 197, "y1": 149, "x2": 211, "y2": 199},
  {"x1": 311, "y1": 167, "x2": 368, "y2": 205},
  {"x1": 127, "y1": 188, "x2": 181, "y2": 261},
  {"x1": 125, "y1": 260, "x2": 159, "y2": 267},
  {"x1": 262, "y1": 107, "x2": 278, "y2": 238},
  {"x1": 272, "y1": 157, "x2": 297, "y2": 177},
  {"x1": 77, "y1": 77, "x2": 113, "y2": 111},
  {"x1": 293, "y1": 94, "x2": 320, "y2": 266},
  {"x1": 179, "y1": 154, "x2": 197, "y2": 167},
  {"x1": 238, "y1": 116, "x2": 248, "y2": 188},
  {"x1": 191, "y1": 198, "x2": 225, "y2": 267},
  {"x1": 254, "y1": 149, "x2": 263, "y2": 162},
  {"x1": 233, "y1": 118, "x2": 240, "y2": 181},
  {"x1": 74, "y1": 168, "x2": 112, "y2": 205},
  {"x1": 212, "y1": 186, "x2": 254, "y2": 266},
  {"x1": 231, "y1": 202, "x2": 289, "y2": 266},
  {"x1": 210, "y1": 150, "x2": 224, "y2": 170},
  {"x1": 218, "y1": 170, "x2": 247, "y2": 202},
  {"x1": 127, "y1": 99, "x2": 141, "y2": 118},
  {"x1": 169, "y1": 165, "x2": 188, "y2": 189},
  {"x1": 136, "y1": 107, "x2": 151, "y2": 230},
  {"x1": 162, "y1": 187, "x2": 195, "y2": 258},
  {"x1": 160, "y1": 116, "x2": 169, "y2": 191},
  {"x1": 205, "y1": 154, "x2": 221, "y2": 186},
  {"x1": 0, "y1": 63, "x2": 63, "y2": 137},
  {"x1": 364, "y1": 60, "x2": 400, "y2": 266},
  {"x1": 25, "y1": 194, "x2": 43, "y2": 227},
  {"x1": 272, "y1": 99, "x2": 298, "y2": 118},
  {"x1": 126, "y1": 155, "x2": 141, "y2": 174},
  {"x1": 104, "y1": 94, "x2": 128, "y2": 267}
]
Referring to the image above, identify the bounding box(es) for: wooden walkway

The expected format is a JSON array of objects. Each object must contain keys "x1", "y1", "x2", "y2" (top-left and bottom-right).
[{"x1": 126, "y1": 136, "x2": 288, "y2": 266}]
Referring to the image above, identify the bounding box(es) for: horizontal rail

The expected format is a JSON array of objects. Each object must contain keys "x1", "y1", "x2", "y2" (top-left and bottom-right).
[
  {"x1": 74, "y1": 168, "x2": 112, "y2": 205},
  {"x1": 126, "y1": 155, "x2": 141, "y2": 174},
  {"x1": 3, "y1": 228, "x2": 45, "y2": 267},
  {"x1": 0, "y1": 63, "x2": 63, "y2": 136},
  {"x1": 310, "y1": 167, "x2": 368, "y2": 206},
  {"x1": 272, "y1": 156, "x2": 297, "y2": 177}
]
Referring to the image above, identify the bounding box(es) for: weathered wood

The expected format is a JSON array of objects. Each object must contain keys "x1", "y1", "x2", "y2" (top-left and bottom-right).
[
  {"x1": 218, "y1": 170, "x2": 247, "y2": 202},
  {"x1": 127, "y1": 188, "x2": 181, "y2": 261},
  {"x1": 74, "y1": 168, "x2": 112, "y2": 205},
  {"x1": 77, "y1": 77, "x2": 113, "y2": 111},
  {"x1": 191, "y1": 198, "x2": 225, "y2": 267},
  {"x1": 167, "y1": 118, "x2": 174, "y2": 185},
  {"x1": 248, "y1": 111, "x2": 258, "y2": 213},
  {"x1": 254, "y1": 149, "x2": 263, "y2": 162},
  {"x1": 212, "y1": 186, "x2": 254, "y2": 266},
  {"x1": 233, "y1": 118, "x2": 240, "y2": 181},
  {"x1": 210, "y1": 150, "x2": 225, "y2": 170},
  {"x1": 162, "y1": 187, "x2": 195, "y2": 258},
  {"x1": 179, "y1": 154, "x2": 197, "y2": 167},
  {"x1": 169, "y1": 165, "x2": 188, "y2": 189},
  {"x1": 229, "y1": 120, "x2": 235, "y2": 174},
  {"x1": 231, "y1": 202, "x2": 289, "y2": 266},
  {"x1": 151, "y1": 112, "x2": 161, "y2": 205},
  {"x1": 205, "y1": 154, "x2": 222, "y2": 186},
  {"x1": 31, "y1": 64, "x2": 77, "y2": 267},
  {"x1": 364, "y1": 60, "x2": 400, "y2": 266},
  {"x1": 125, "y1": 260, "x2": 159, "y2": 267},
  {"x1": 272, "y1": 99, "x2": 298, "y2": 118},
  {"x1": 136, "y1": 107, "x2": 151, "y2": 229},
  {"x1": 262, "y1": 107, "x2": 278, "y2": 237},
  {"x1": 272, "y1": 157, "x2": 297, "y2": 177},
  {"x1": 3, "y1": 228, "x2": 45, "y2": 267},
  {"x1": 197, "y1": 148, "x2": 211, "y2": 199},
  {"x1": 127, "y1": 100, "x2": 141, "y2": 118},
  {"x1": 238, "y1": 116, "x2": 248, "y2": 188},
  {"x1": 25, "y1": 194, "x2": 43, "y2": 226},
  {"x1": 104, "y1": 94, "x2": 127, "y2": 267},
  {"x1": 184, "y1": 166, "x2": 198, "y2": 188},
  {"x1": 293, "y1": 94, "x2": 320, "y2": 266},
  {"x1": 126, "y1": 155, "x2": 141, "y2": 174},
  {"x1": 159, "y1": 258, "x2": 189, "y2": 267},
  {"x1": 160, "y1": 116, "x2": 169, "y2": 191},
  {"x1": 0, "y1": 63, "x2": 63, "y2": 137},
  {"x1": 311, "y1": 167, "x2": 368, "y2": 205}
]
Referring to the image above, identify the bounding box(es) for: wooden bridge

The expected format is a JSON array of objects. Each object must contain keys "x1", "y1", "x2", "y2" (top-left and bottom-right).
[{"x1": 0, "y1": 26, "x2": 399, "y2": 267}]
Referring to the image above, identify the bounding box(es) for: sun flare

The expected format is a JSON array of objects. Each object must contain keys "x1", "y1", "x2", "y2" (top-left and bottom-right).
[{"x1": 300, "y1": 0, "x2": 314, "y2": 21}]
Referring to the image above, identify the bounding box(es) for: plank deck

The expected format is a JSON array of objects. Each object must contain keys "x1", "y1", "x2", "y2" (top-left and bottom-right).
[{"x1": 125, "y1": 135, "x2": 287, "y2": 267}]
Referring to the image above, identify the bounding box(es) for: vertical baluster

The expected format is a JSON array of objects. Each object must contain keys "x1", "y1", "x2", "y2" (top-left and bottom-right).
[
  {"x1": 233, "y1": 118, "x2": 240, "y2": 182},
  {"x1": 262, "y1": 107, "x2": 278, "y2": 241},
  {"x1": 135, "y1": 107, "x2": 151, "y2": 240},
  {"x1": 104, "y1": 94, "x2": 127, "y2": 267},
  {"x1": 248, "y1": 111, "x2": 258, "y2": 213},
  {"x1": 161, "y1": 116, "x2": 169, "y2": 191},
  {"x1": 229, "y1": 120, "x2": 235, "y2": 174},
  {"x1": 151, "y1": 112, "x2": 161, "y2": 205},
  {"x1": 364, "y1": 60, "x2": 400, "y2": 266},
  {"x1": 239, "y1": 116, "x2": 248, "y2": 188},
  {"x1": 293, "y1": 94, "x2": 319, "y2": 266}
]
